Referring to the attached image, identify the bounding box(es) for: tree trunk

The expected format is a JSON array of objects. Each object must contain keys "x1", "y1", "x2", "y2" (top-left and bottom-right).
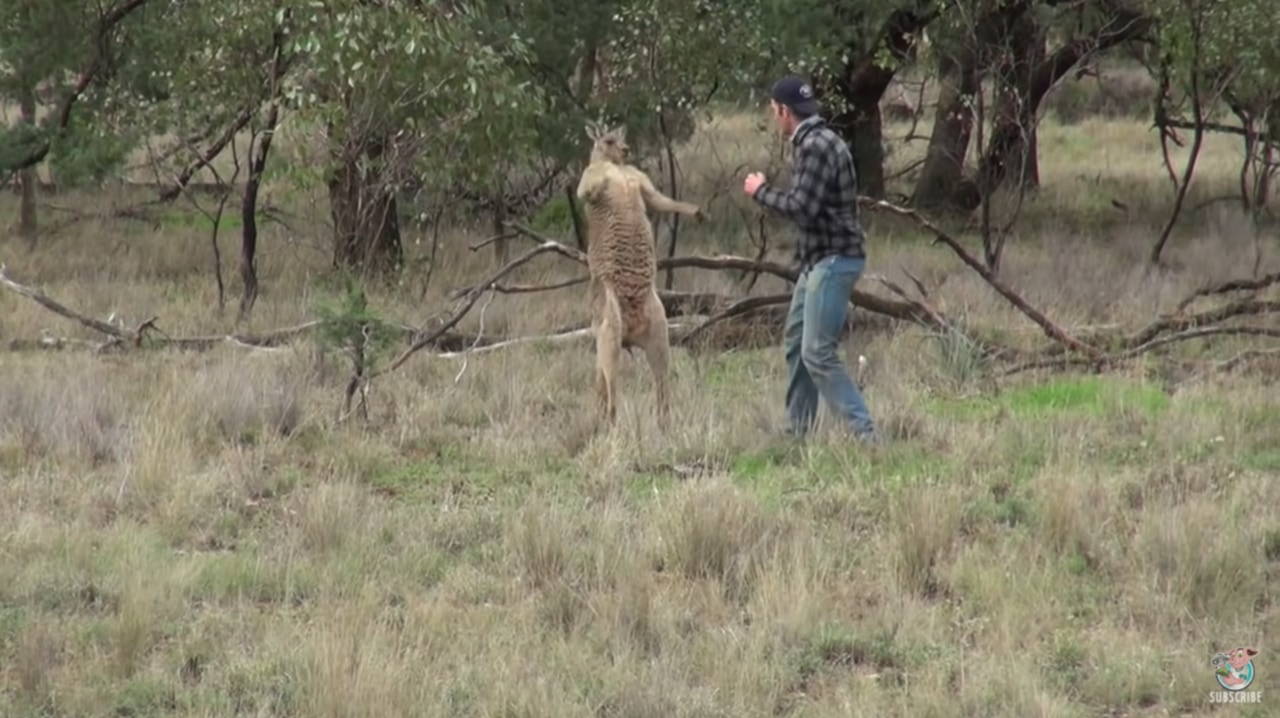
[
  {"x1": 830, "y1": 101, "x2": 886, "y2": 199},
  {"x1": 240, "y1": 102, "x2": 281, "y2": 321},
  {"x1": 328, "y1": 131, "x2": 403, "y2": 276},
  {"x1": 17, "y1": 85, "x2": 38, "y2": 246},
  {"x1": 979, "y1": 17, "x2": 1045, "y2": 195},
  {"x1": 913, "y1": 54, "x2": 981, "y2": 213},
  {"x1": 976, "y1": 8, "x2": 1153, "y2": 198},
  {"x1": 492, "y1": 197, "x2": 509, "y2": 265},
  {"x1": 818, "y1": 6, "x2": 933, "y2": 200}
]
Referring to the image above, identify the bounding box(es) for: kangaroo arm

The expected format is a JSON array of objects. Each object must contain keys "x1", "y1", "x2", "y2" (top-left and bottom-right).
[{"x1": 636, "y1": 170, "x2": 700, "y2": 217}]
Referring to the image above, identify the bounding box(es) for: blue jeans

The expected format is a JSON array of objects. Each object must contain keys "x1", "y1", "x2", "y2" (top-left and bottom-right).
[{"x1": 783, "y1": 254, "x2": 878, "y2": 439}]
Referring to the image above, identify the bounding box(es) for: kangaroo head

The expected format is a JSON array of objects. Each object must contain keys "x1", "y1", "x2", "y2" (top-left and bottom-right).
[{"x1": 586, "y1": 121, "x2": 628, "y2": 164}]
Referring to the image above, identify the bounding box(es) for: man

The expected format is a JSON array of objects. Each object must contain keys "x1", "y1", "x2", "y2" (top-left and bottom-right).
[{"x1": 744, "y1": 75, "x2": 880, "y2": 444}]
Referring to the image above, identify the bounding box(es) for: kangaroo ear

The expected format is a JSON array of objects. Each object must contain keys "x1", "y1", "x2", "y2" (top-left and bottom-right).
[
  {"x1": 612, "y1": 124, "x2": 627, "y2": 141},
  {"x1": 584, "y1": 122, "x2": 598, "y2": 140}
]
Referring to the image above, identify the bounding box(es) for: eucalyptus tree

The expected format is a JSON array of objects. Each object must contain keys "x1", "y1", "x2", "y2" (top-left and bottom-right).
[
  {"x1": 463, "y1": 0, "x2": 765, "y2": 263},
  {"x1": 753, "y1": 0, "x2": 938, "y2": 199},
  {"x1": 911, "y1": 0, "x2": 1154, "y2": 214},
  {"x1": 1146, "y1": 0, "x2": 1280, "y2": 262},
  {"x1": 0, "y1": 0, "x2": 161, "y2": 244}
]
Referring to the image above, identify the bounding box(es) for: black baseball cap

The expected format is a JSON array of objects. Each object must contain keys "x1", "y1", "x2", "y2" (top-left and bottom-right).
[{"x1": 770, "y1": 75, "x2": 820, "y2": 117}]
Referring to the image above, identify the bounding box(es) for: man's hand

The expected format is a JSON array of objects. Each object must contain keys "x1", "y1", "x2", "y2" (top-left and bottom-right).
[{"x1": 743, "y1": 172, "x2": 766, "y2": 198}]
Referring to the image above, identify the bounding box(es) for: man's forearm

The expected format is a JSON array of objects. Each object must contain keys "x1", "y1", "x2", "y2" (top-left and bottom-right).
[
  {"x1": 752, "y1": 185, "x2": 787, "y2": 214},
  {"x1": 752, "y1": 146, "x2": 826, "y2": 221},
  {"x1": 753, "y1": 183, "x2": 813, "y2": 221}
]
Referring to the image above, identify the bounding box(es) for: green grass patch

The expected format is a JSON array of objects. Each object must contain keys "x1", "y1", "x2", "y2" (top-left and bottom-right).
[
  {"x1": 699, "y1": 351, "x2": 775, "y2": 392},
  {"x1": 1238, "y1": 447, "x2": 1280, "y2": 473},
  {"x1": 365, "y1": 449, "x2": 572, "y2": 500},
  {"x1": 929, "y1": 375, "x2": 1170, "y2": 422},
  {"x1": 154, "y1": 207, "x2": 245, "y2": 232},
  {"x1": 725, "y1": 440, "x2": 955, "y2": 511}
]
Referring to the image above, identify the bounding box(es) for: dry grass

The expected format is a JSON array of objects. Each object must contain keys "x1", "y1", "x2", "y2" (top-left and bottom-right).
[{"x1": 0, "y1": 103, "x2": 1278, "y2": 718}]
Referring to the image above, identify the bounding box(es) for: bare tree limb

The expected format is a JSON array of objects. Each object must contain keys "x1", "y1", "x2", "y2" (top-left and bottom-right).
[
  {"x1": 502, "y1": 221, "x2": 947, "y2": 327},
  {"x1": 872, "y1": 273, "x2": 951, "y2": 332},
  {"x1": 1003, "y1": 325, "x2": 1280, "y2": 376},
  {"x1": 678, "y1": 294, "x2": 791, "y2": 347},
  {"x1": 1124, "y1": 299, "x2": 1280, "y2": 349},
  {"x1": 859, "y1": 197, "x2": 1103, "y2": 359},
  {"x1": 1, "y1": 264, "x2": 356, "y2": 352},
  {"x1": 375, "y1": 240, "x2": 585, "y2": 377},
  {"x1": 1174, "y1": 271, "x2": 1280, "y2": 313},
  {"x1": 476, "y1": 276, "x2": 590, "y2": 295},
  {"x1": 156, "y1": 106, "x2": 257, "y2": 203},
  {"x1": 1, "y1": 264, "x2": 134, "y2": 341}
]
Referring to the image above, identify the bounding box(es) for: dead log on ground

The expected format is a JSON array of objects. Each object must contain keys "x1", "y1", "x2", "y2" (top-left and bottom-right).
[
  {"x1": 0, "y1": 264, "x2": 508, "y2": 355},
  {"x1": 498, "y1": 221, "x2": 953, "y2": 331},
  {"x1": 859, "y1": 198, "x2": 1104, "y2": 360}
]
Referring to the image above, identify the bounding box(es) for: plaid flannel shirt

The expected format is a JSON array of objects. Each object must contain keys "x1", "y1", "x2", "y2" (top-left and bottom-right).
[{"x1": 751, "y1": 115, "x2": 866, "y2": 273}]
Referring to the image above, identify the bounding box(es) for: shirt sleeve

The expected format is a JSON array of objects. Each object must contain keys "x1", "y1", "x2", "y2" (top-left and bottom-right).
[{"x1": 751, "y1": 139, "x2": 829, "y2": 222}]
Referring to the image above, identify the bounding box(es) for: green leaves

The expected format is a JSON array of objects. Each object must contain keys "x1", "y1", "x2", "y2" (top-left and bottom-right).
[
  {"x1": 1147, "y1": 0, "x2": 1280, "y2": 112},
  {"x1": 45, "y1": 110, "x2": 138, "y2": 189},
  {"x1": 0, "y1": 0, "x2": 143, "y2": 173}
]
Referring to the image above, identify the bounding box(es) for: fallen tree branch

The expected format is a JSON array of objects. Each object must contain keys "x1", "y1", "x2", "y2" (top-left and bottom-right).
[
  {"x1": 859, "y1": 198, "x2": 1104, "y2": 360},
  {"x1": 1124, "y1": 299, "x2": 1280, "y2": 350},
  {"x1": 0, "y1": 263, "x2": 508, "y2": 355},
  {"x1": 871, "y1": 273, "x2": 951, "y2": 334},
  {"x1": 485, "y1": 276, "x2": 589, "y2": 295},
  {"x1": 0, "y1": 268, "x2": 328, "y2": 352},
  {"x1": 7, "y1": 335, "x2": 113, "y2": 352},
  {"x1": 0, "y1": 260, "x2": 823, "y2": 361},
  {"x1": 430, "y1": 322, "x2": 700, "y2": 359},
  {"x1": 1205, "y1": 347, "x2": 1280, "y2": 375},
  {"x1": 678, "y1": 294, "x2": 791, "y2": 347},
  {"x1": 1002, "y1": 324, "x2": 1280, "y2": 376},
  {"x1": 501, "y1": 221, "x2": 949, "y2": 329},
  {"x1": 0, "y1": 264, "x2": 135, "y2": 341},
  {"x1": 1174, "y1": 271, "x2": 1280, "y2": 313},
  {"x1": 375, "y1": 240, "x2": 585, "y2": 379}
]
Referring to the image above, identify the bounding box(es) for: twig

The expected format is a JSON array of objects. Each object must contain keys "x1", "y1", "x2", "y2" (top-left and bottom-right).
[
  {"x1": 743, "y1": 213, "x2": 770, "y2": 292},
  {"x1": 434, "y1": 327, "x2": 595, "y2": 358},
  {"x1": 871, "y1": 274, "x2": 950, "y2": 334},
  {"x1": 679, "y1": 294, "x2": 791, "y2": 347},
  {"x1": 375, "y1": 240, "x2": 584, "y2": 378},
  {"x1": 1210, "y1": 347, "x2": 1280, "y2": 374},
  {"x1": 470, "y1": 232, "x2": 514, "y2": 251},
  {"x1": 453, "y1": 290, "x2": 496, "y2": 383},
  {"x1": 901, "y1": 265, "x2": 933, "y2": 301},
  {"x1": 497, "y1": 277, "x2": 589, "y2": 294},
  {"x1": 449, "y1": 275, "x2": 588, "y2": 300}
]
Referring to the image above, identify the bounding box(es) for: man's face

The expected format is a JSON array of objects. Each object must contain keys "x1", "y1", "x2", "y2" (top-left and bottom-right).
[{"x1": 769, "y1": 100, "x2": 792, "y2": 135}]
